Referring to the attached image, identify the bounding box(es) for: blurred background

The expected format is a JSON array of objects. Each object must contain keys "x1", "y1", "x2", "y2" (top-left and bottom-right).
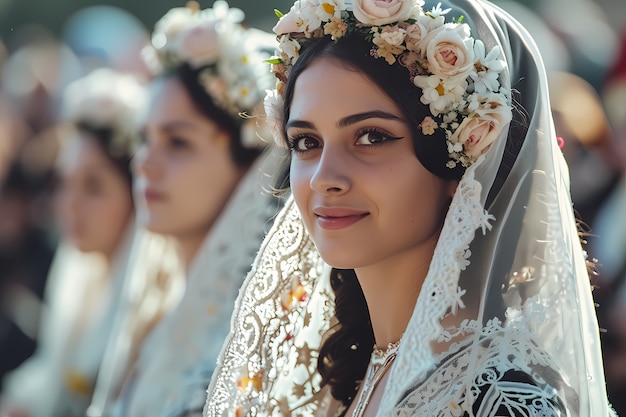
[{"x1": 0, "y1": 0, "x2": 624, "y2": 414}]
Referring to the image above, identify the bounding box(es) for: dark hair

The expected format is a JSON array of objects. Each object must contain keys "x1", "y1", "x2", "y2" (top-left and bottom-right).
[
  {"x1": 74, "y1": 121, "x2": 134, "y2": 189},
  {"x1": 280, "y1": 34, "x2": 462, "y2": 407},
  {"x1": 170, "y1": 63, "x2": 262, "y2": 168}
]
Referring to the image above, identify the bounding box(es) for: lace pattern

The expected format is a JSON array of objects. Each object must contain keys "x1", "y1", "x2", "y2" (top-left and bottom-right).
[
  {"x1": 394, "y1": 323, "x2": 569, "y2": 417},
  {"x1": 205, "y1": 197, "x2": 333, "y2": 417}
]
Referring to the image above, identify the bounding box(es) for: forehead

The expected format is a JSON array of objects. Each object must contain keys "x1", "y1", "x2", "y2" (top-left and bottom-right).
[{"x1": 288, "y1": 57, "x2": 402, "y2": 122}]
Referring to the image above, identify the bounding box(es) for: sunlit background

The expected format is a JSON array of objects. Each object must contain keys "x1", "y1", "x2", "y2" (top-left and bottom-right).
[{"x1": 0, "y1": 0, "x2": 625, "y2": 414}]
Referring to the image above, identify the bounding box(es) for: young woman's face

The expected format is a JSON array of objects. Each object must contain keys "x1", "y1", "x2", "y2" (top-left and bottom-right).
[
  {"x1": 55, "y1": 132, "x2": 133, "y2": 255},
  {"x1": 287, "y1": 57, "x2": 453, "y2": 269},
  {"x1": 133, "y1": 76, "x2": 244, "y2": 239}
]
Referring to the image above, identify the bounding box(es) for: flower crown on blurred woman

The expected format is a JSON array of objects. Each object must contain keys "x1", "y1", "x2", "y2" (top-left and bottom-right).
[
  {"x1": 142, "y1": 0, "x2": 276, "y2": 149},
  {"x1": 265, "y1": 0, "x2": 512, "y2": 169},
  {"x1": 62, "y1": 67, "x2": 146, "y2": 157}
]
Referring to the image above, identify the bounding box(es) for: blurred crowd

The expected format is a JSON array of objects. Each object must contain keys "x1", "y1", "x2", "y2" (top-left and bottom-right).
[{"x1": 0, "y1": 0, "x2": 624, "y2": 416}]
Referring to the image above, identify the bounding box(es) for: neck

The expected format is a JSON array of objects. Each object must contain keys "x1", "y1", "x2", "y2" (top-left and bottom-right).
[
  {"x1": 355, "y1": 234, "x2": 438, "y2": 348},
  {"x1": 174, "y1": 230, "x2": 208, "y2": 274}
]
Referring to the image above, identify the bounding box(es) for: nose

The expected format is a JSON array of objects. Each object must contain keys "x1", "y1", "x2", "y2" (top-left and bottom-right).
[
  {"x1": 309, "y1": 145, "x2": 351, "y2": 195},
  {"x1": 133, "y1": 142, "x2": 160, "y2": 180}
]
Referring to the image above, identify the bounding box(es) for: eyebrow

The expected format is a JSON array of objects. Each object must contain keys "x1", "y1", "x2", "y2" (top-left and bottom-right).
[
  {"x1": 160, "y1": 120, "x2": 200, "y2": 132},
  {"x1": 285, "y1": 110, "x2": 404, "y2": 131}
]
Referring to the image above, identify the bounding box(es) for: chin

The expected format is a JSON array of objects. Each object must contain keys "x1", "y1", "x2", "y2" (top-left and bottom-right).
[{"x1": 317, "y1": 250, "x2": 360, "y2": 270}]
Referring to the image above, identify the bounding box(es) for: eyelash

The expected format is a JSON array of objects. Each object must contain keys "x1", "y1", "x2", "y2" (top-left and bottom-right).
[
  {"x1": 168, "y1": 136, "x2": 189, "y2": 149},
  {"x1": 287, "y1": 127, "x2": 402, "y2": 155}
]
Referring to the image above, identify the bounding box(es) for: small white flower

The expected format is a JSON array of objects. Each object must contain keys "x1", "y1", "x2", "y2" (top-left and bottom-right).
[
  {"x1": 203, "y1": 0, "x2": 245, "y2": 24},
  {"x1": 314, "y1": 0, "x2": 345, "y2": 21},
  {"x1": 427, "y1": 2, "x2": 451, "y2": 18},
  {"x1": 298, "y1": 2, "x2": 323, "y2": 32},
  {"x1": 470, "y1": 41, "x2": 506, "y2": 93},
  {"x1": 415, "y1": 74, "x2": 467, "y2": 116},
  {"x1": 279, "y1": 35, "x2": 301, "y2": 63}
]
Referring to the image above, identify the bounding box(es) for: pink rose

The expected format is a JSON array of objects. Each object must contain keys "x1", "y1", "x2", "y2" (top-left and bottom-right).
[
  {"x1": 426, "y1": 26, "x2": 475, "y2": 81},
  {"x1": 179, "y1": 21, "x2": 220, "y2": 67},
  {"x1": 451, "y1": 100, "x2": 511, "y2": 160},
  {"x1": 352, "y1": 0, "x2": 414, "y2": 26}
]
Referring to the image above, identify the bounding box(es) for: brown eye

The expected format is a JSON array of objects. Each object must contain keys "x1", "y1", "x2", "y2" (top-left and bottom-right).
[
  {"x1": 290, "y1": 135, "x2": 321, "y2": 153},
  {"x1": 355, "y1": 128, "x2": 402, "y2": 146}
]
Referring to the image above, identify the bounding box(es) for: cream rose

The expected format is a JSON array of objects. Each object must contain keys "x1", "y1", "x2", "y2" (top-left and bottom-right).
[
  {"x1": 273, "y1": 1, "x2": 306, "y2": 34},
  {"x1": 352, "y1": 0, "x2": 414, "y2": 26},
  {"x1": 426, "y1": 25, "x2": 475, "y2": 81},
  {"x1": 451, "y1": 102, "x2": 511, "y2": 159},
  {"x1": 179, "y1": 21, "x2": 220, "y2": 67}
]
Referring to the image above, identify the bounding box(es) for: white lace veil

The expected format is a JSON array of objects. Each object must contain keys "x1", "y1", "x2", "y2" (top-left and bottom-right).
[{"x1": 204, "y1": 0, "x2": 614, "y2": 416}]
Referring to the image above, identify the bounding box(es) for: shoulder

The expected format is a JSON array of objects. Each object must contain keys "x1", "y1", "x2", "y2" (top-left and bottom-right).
[
  {"x1": 468, "y1": 368, "x2": 567, "y2": 417},
  {"x1": 394, "y1": 351, "x2": 570, "y2": 417}
]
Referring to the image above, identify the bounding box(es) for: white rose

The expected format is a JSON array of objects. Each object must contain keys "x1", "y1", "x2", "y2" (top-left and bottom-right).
[
  {"x1": 426, "y1": 24, "x2": 475, "y2": 81},
  {"x1": 178, "y1": 21, "x2": 221, "y2": 67},
  {"x1": 352, "y1": 0, "x2": 414, "y2": 26}
]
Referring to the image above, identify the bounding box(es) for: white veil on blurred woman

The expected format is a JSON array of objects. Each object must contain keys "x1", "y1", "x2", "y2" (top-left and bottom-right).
[
  {"x1": 205, "y1": 0, "x2": 615, "y2": 416},
  {"x1": 86, "y1": 2, "x2": 284, "y2": 417},
  {"x1": 1, "y1": 68, "x2": 146, "y2": 417}
]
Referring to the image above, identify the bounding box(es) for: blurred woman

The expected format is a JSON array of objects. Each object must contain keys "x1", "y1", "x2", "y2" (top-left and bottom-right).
[
  {"x1": 0, "y1": 68, "x2": 146, "y2": 417},
  {"x1": 86, "y1": 3, "x2": 282, "y2": 417}
]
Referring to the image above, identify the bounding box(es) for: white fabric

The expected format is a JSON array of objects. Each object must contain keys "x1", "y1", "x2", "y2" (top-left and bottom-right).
[
  {"x1": 105, "y1": 151, "x2": 282, "y2": 417},
  {"x1": 204, "y1": 0, "x2": 615, "y2": 416},
  {"x1": 1, "y1": 224, "x2": 135, "y2": 417},
  {"x1": 86, "y1": 230, "x2": 184, "y2": 417}
]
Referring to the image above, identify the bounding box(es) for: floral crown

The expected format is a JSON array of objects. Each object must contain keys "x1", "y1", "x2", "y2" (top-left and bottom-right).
[
  {"x1": 62, "y1": 68, "x2": 146, "y2": 154},
  {"x1": 143, "y1": 1, "x2": 277, "y2": 149},
  {"x1": 264, "y1": 0, "x2": 513, "y2": 168}
]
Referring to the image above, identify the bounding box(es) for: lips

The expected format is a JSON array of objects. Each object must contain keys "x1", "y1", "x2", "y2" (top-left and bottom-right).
[
  {"x1": 144, "y1": 188, "x2": 166, "y2": 203},
  {"x1": 313, "y1": 207, "x2": 369, "y2": 230}
]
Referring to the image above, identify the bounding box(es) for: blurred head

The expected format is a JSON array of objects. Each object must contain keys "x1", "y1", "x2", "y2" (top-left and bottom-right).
[
  {"x1": 55, "y1": 68, "x2": 145, "y2": 256},
  {"x1": 132, "y1": 69, "x2": 247, "y2": 239},
  {"x1": 55, "y1": 127, "x2": 133, "y2": 255},
  {"x1": 132, "y1": 2, "x2": 275, "y2": 239}
]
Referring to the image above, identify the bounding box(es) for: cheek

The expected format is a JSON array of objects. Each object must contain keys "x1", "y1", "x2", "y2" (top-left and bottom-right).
[
  {"x1": 289, "y1": 160, "x2": 314, "y2": 225},
  {"x1": 91, "y1": 189, "x2": 133, "y2": 229}
]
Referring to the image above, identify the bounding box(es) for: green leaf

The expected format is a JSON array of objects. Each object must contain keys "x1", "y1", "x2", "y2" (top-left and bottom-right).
[
  {"x1": 274, "y1": 9, "x2": 284, "y2": 18},
  {"x1": 264, "y1": 57, "x2": 283, "y2": 64}
]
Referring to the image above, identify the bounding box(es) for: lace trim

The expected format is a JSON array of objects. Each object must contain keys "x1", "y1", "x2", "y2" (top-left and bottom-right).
[
  {"x1": 379, "y1": 162, "x2": 494, "y2": 415},
  {"x1": 205, "y1": 198, "x2": 332, "y2": 416},
  {"x1": 394, "y1": 323, "x2": 569, "y2": 417}
]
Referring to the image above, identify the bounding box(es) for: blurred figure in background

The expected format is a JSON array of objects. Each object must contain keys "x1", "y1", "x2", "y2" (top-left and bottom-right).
[
  {"x1": 548, "y1": 71, "x2": 616, "y2": 227},
  {"x1": 592, "y1": 27, "x2": 626, "y2": 417},
  {"x1": 0, "y1": 29, "x2": 77, "y2": 392},
  {"x1": 86, "y1": 2, "x2": 284, "y2": 416},
  {"x1": 0, "y1": 68, "x2": 146, "y2": 417}
]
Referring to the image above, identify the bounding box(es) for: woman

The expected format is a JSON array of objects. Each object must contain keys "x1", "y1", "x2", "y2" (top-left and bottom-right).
[
  {"x1": 88, "y1": 2, "x2": 282, "y2": 417},
  {"x1": 0, "y1": 68, "x2": 145, "y2": 417},
  {"x1": 205, "y1": 0, "x2": 615, "y2": 416}
]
